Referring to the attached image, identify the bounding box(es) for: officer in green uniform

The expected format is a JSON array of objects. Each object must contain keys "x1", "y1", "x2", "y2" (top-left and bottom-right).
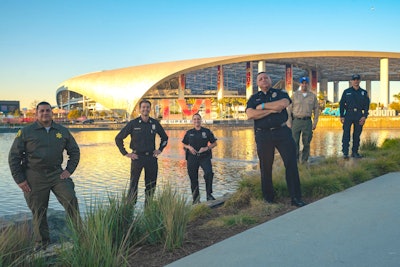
[
  {"x1": 287, "y1": 77, "x2": 319, "y2": 163},
  {"x1": 8, "y1": 101, "x2": 80, "y2": 251}
]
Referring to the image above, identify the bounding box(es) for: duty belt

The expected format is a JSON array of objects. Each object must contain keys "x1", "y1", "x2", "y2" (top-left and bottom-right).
[
  {"x1": 294, "y1": 116, "x2": 311, "y2": 120},
  {"x1": 256, "y1": 122, "x2": 287, "y2": 131},
  {"x1": 133, "y1": 150, "x2": 152, "y2": 156}
]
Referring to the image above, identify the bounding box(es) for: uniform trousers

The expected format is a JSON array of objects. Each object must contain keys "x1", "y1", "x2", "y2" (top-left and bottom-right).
[
  {"x1": 342, "y1": 115, "x2": 363, "y2": 155},
  {"x1": 186, "y1": 154, "x2": 214, "y2": 202},
  {"x1": 255, "y1": 126, "x2": 302, "y2": 202},
  {"x1": 291, "y1": 118, "x2": 313, "y2": 163},
  {"x1": 129, "y1": 155, "x2": 158, "y2": 204},
  {"x1": 24, "y1": 168, "x2": 80, "y2": 243}
]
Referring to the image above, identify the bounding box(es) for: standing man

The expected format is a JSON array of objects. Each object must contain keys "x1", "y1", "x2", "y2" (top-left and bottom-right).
[
  {"x1": 287, "y1": 77, "x2": 319, "y2": 163},
  {"x1": 339, "y1": 74, "x2": 370, "y2": 159},
  {"x1": 182, "y1": 113, "x2": 218, "y2": 204},
  {"x1": 115, "y1": 100, "x2": 168, "y2": 204},
  {"x1": 8, "y1": 101, "x2": 81, "y2": 251},
  {"x1": 246, "y1": 72, "x2": 306, "y2": 207}
]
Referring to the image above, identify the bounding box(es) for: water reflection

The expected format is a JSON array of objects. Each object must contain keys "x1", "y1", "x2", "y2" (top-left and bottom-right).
[{"x1": 1, "y1": 127, "x2": 400, "y2": 216}]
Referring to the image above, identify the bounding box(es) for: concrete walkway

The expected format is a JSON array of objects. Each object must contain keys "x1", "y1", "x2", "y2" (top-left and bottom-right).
[{"x1": 167, "y1": 172, "x2": 400, "y2": 267}]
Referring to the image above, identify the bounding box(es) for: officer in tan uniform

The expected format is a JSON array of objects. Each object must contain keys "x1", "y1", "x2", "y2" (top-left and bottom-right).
[
  {"x1": 287, "y1": 77, "x2": 319, "y2": 163},
  {"x1": 8, "y1": 101, "x2": 80, "y2": 251}
]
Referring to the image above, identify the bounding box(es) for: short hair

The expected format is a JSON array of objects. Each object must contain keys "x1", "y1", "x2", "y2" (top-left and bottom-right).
[
  {"x1": 192, "y1": 113, "x2": 202, "y2": 119},
  {"x1": 139, "y1": 99, "x2": 151, "y2": 108},
  {"x1": 36, "y1": 101, "x2": 51, "y2": 110}
]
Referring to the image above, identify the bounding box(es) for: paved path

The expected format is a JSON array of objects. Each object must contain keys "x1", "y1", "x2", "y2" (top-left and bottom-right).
[{"x1": 167, "y1": 172, "x2": 400, "y2": 267}]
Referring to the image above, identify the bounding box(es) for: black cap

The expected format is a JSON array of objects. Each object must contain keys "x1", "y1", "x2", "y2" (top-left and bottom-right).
[{"x1": 351, "y1": 74, "x2": 361, "y2": 80}]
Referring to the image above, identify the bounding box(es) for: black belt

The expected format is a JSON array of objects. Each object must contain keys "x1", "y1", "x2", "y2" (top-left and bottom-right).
[
  {"x1": 256, "y1": 122, "x2": 287, "y2": 131},
  {"x1": 294, "y1": 117, "x2": 311, "y2": 120},
  {"x1": 133, "y1": 151, "x2": 153, "y2": 156}
]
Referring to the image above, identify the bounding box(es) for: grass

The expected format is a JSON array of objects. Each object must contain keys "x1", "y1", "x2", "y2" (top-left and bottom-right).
[{"x1": 2, "y1": 137, "x2": 400, "y2": 266}]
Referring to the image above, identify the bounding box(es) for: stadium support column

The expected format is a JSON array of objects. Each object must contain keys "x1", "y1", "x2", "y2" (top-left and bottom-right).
[
  {"x1": 178, "y1": 74, "x2": 185, "y2": 99},
  {"x1": 246, "y1": 62, "x2": 253, "y2": 100},
  {"x1": 285, "y1": 64, "x2": 293, "y2": 95},
  {"x1": 365, "y1": 80, "x2": 372, "y2": 99},
  {"x1": 333, "y1": 81, "x2": 339, "y2": 103},
  {"x1": 311, "y1": 70, "x2": 318, "y2": 94},
  {"x1": 380, "y1": 58, "x2": 389, "y2": 107},
  {"x1": 217, "y1": 65, "x2": 224, "y2": 101},
  {"x1": 257, "y1": 61, "x2": 266, "y2": 91},
  {"x1": 320, "y1": 78, "x2": 328, "y2": 102}
]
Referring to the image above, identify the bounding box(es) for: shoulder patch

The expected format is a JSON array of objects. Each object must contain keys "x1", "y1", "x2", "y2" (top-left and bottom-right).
[{"x1": 16, "y1": 129, "x2": 22, "y2": 138}]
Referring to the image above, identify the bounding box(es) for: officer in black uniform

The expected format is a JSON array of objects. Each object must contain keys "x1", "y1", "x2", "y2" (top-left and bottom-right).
[
  {"x1": 115, "y1": 100, "x2": 168, "y2": 204},
  {"x1": 182, "y1": 113, "x2": 217, "y2": 204},
  {"x1": 339, "y1": 74, "x2": 370, "y2": 159},
  {"x1": 246, "y1": 72, "x2": 306, "y2": 207}
]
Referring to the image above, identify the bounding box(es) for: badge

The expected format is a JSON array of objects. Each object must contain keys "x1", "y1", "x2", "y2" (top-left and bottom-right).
[
  {"x1": 202, "y1": 132, "x2": 207, "y2": 138},
  {"x1": 56, "y1": 132, "x2": 62, "y2": 139},
  {"x1": 272, "y1": 92, "x2": 277, "y2": 98},
  {"x1": 16, "y1": 129, "x2": 22, "y2": 138},
  {"x1": 152, "y1": 124, "x2": 156, "y2": 130},
  {"x1": 362, "y1": 91, "x2": 365, "y2": 96}
]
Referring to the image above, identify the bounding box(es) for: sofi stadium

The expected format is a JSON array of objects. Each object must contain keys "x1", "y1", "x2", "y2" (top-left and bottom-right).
[{"x1": 56, "y1": 51, "x2": 400, "y2": 121}]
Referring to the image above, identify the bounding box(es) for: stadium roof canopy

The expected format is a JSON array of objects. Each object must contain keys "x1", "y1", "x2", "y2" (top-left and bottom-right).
[{"x1": 56, "y1": 50, "x2": 400, "y2": 113}]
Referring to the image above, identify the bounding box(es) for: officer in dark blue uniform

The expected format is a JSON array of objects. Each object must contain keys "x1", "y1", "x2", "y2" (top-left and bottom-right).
[
  {"x1": 115, "y1": 100, "x2": 168, "y2": 204},
  {"x1": 246, "y1": 72, "x2": 306, "y2": 207},
  {"x1": 339, "y1": 74, "x2": 370, "y2": 159},
  {"x1": 182, "y1": 113, "x2": 217, "y2": 204}
]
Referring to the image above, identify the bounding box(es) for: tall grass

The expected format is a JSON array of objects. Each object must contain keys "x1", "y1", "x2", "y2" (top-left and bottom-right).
[
  {"x1": 58, "y1": 193, "x2": 136, "y2": 266},
  {"x1": 140, "y1": 185, "x2": 191, "y2": 251}
]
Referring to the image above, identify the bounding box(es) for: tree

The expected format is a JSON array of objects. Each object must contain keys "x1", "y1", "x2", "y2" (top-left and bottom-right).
[{"x1": 68, "y1": 110, "x2": 81, "y2": 121}]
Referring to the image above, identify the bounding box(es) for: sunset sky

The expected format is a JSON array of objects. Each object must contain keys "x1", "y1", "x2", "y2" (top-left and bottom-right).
[{"x1": 1, "y1": 0, "x2": 399, "y2": 108}]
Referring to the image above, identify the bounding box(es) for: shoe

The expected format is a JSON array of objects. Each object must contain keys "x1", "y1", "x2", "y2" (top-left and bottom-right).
[
  {"x1": 33, "y1": 241, "x2": 49, "y2": 252},
  {"x1": 206, "y1": 194, "x2": 216, "y2": 201},
  {"x1": 351, "y1": 152, "x2": 363, "y2": 158},
  {"x1": 192, "y1": 198, "x2": 201, "y2": 205},
  {"x1": 291, "y1": 198, "x2": 307, "y2": 207},
  {"x1": 343, "y1": 154, "x2": 349, "y2": 159}
]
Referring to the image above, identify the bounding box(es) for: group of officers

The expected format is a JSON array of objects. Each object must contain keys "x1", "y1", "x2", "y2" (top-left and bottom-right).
[{"x1": 8, "y1": 73, "x2": 369, "y2": 251}]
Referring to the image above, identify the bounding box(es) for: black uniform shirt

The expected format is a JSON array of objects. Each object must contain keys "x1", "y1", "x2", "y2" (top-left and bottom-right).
[
  {"x1": 115, "y1": 117, "x2": 168, "y2": 155},
  {"x1": 339, "y1": 87, "x2": 370, "y2": 118},
  {"x1": 182, "y1": 127, "x2": 217, "y2": 159},
  {"x1": 246, "y1": 88, "x2": 291, "y2": 129}
]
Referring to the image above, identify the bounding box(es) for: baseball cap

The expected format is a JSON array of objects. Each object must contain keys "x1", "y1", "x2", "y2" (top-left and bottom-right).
[
  {"x1": 351, "y1": 74, "x2": 361, "y2": 80},
  {"x1": 299, "y1": 77, "x2": 309, "y2": 83}
]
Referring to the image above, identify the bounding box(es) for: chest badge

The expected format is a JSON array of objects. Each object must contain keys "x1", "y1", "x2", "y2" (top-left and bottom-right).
[
  {"x1": 56, "y1": 132, "x2": 62, "y2": 139},
  {"x1": 272, "y1": 92, "x2": 277, "y2": 98},
  {"x1": 152, "y1": 124, "x2": 156, "y2": 130},
  {"x1": 202, "y1": 132, "x2": 207, "y2": 138}
]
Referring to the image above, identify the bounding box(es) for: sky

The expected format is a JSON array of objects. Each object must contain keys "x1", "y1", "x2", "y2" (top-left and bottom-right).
[{"x1": 1, "y1": 0, "x2": 400, "y2": 109}]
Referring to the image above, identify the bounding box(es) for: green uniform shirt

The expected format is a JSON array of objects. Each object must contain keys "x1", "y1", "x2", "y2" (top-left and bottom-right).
[{"x1": 8, "y1": 121, "x2": 80, "y2": 184}]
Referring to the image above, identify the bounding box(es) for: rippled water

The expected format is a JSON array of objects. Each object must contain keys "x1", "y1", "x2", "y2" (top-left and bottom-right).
[{"x1": 1, "y1": 127, "x2": 400, "y2": 216}]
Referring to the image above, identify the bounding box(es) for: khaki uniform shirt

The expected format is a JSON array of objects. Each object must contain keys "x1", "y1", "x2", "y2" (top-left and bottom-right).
[
  {"x1": 8, "y1": 121, "x2": 80, "y2": 184},
  {"x1": 287, "y1": 90, "x2": 319, "y2": 128}
]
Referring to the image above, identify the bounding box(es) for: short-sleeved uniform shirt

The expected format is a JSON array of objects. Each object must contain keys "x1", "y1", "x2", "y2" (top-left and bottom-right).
[
  {"x1": 246, "y1": 88, "x2": 292, "y2": 129},
  {"x1": 182, "y1": 127, "x2": 217, "y2": 160}
]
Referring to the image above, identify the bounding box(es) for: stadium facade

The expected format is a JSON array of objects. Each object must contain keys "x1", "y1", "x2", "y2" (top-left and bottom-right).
[{"x1": 56, "y1": 51, "x2": 400, "y2": 120}]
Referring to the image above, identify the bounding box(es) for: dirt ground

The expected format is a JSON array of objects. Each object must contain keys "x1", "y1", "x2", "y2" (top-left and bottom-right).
[{"x1": 128, "y1": 200, "x2": 301, "y2": 267}]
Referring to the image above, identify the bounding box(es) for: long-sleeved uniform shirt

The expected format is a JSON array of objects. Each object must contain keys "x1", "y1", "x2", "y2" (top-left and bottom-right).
[
  {"x1": 339, "y1": 87, "x2": 370, "y2": 118},
  {"x1": 115, "y1": 116, "x2": 168, "y2": 155},
  {"x1": 8, "y1": 121, "x2": 80, "y2": 184}
]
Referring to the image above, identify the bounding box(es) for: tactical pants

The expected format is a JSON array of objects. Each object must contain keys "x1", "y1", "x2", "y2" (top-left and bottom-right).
[
  {"x1": 342, "y1": 116, "x2": 363, "y2": 155},
  {"x1": 24, "y1": 168, "x2": 80, "y2": 243},
  {"x1": 187, "y1": 155, "x2": 214, "y2": 202},
  {"x1": 129, "y1": 155, "x2": 158, "y2": 204},
  {"x1": 291, "y1": 118, "x2": 313, "y2": 163},
  {"x1": 255, "y1": 126, "x2": 302, "y2": 202}
]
